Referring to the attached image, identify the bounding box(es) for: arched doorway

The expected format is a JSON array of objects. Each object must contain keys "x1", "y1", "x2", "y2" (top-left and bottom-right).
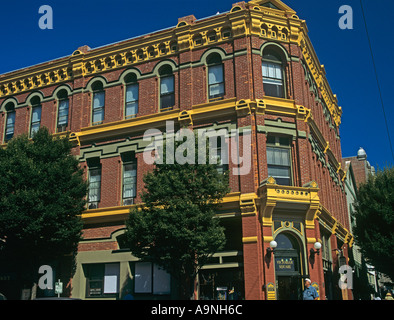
[{"x1": 274, "y1": 232, "x2": 303, "y2": 300}]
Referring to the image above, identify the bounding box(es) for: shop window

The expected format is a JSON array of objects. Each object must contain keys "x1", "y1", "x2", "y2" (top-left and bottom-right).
[
  {"x1": 85, "y1": 263, "x2": 120, "y2": 298},
  {"x1": 134, "y1": 262, "x2": 171, "y2": 295}
]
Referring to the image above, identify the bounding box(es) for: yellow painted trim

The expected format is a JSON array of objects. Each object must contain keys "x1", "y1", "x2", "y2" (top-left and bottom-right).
[
  {"x1": 0, "y1": 4, "x2": 342, "y2": 126},
  {"x1": 242, "y1": 236, "x2": 258, "y2": 244}
]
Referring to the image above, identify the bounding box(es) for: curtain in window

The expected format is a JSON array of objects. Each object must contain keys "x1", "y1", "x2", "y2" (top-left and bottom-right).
[
  {"x1": 267, "y1": 147, "x2": 291, "y2": 185},
  {"x1": 262, "y1": 62, "x2": 284, "y2": 98},
  {"x1": 88, "y1": 169, "x2": 101, "y2": 202},
  {"x1": 58, "y1": 99, "x2": 69, "y2": 126},
  {"x1": 125, "y1": 84, "x2": 139, "y2": 118},
  {"x1": 93, "y1": 91, "x2": 105, "y2": 108},
  {"x1": 123, "y1": 163, "x2": 137, "y2": 199},
  {"x1": 208, "y1": 64, "x2": 224, "y2": 99},
  {"x1": 5, "y1": 112, "x2": 15, "y2": 140},
  {"x1": 31, "y1": 106, "x2": 42, "y2": 135},
  {"x1": 93, "y1": 91, "x2": 105, "y2": 124},
  {"x1": 160, "y1": 76, "x2": 174, "y2": 94}
]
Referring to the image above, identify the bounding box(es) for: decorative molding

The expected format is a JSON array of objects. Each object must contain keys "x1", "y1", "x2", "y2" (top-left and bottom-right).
[{"x1": 0, "y1": 2, "x2": 342, "y2": 129}]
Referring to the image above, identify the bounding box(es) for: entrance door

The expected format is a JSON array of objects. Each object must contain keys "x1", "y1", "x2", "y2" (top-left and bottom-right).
[
  {"x1": 277, "y1": 276, "x2": 302, "y2": 300},
  {"x1": 274, "y1": 233, "x2": 303, "y2": 300}
]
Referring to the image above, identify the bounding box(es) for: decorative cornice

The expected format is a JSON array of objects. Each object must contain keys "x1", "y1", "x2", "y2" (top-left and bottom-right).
[{"x1": 0, "y1": 1, "x2": 342, "y2": 128}]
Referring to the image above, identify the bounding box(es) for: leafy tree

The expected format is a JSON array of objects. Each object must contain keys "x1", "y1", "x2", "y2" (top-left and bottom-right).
[
  {"x1": 124, "y1": 133, "x2": 230, "y2": 299},
  {"x1": 0, "y1": 127, "x2": 88, "y2": 298},
  {"x1": 353, "y1": 166, "x2": 394, "y2": 280}
]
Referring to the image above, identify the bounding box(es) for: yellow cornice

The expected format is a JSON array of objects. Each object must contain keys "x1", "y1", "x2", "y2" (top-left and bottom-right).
[
  {"x1": 80, "y1": 192, "x2": 243, "y2": 224},
  {"x1": 0, "y1": 3, "x2": 342, "y2": 129}
]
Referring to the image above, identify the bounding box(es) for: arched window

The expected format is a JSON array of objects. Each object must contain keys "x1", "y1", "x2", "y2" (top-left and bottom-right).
[
  {"x1": 30, "y1": 96, "x2": 42, "y2": 137},
  {"x1": 124, "y1": 73, "x2": 139, "y2": 119},
  {"x1": 91, "y1": 81, "x2": 105, "y2": 125},
  {"x1": 207, "y1": 53, "x2": 225, "y2": 101},
  {"x1": 4, "y1": 102, "x2": 15, "y2": 142},
  {"x1": 262, "y1": 49, "x2": 286, "y2": 98},
  {"x1": 56, "y1": 89, "x2": 69, "y2": 132},
  {"x1": 159, "y1": 65, "x2": 175, "y2": 112}
]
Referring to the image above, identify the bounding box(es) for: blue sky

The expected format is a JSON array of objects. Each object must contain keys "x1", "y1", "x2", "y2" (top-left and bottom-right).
[{"x1": 0, "y1": 0, "x2": 393, "y2": 170}]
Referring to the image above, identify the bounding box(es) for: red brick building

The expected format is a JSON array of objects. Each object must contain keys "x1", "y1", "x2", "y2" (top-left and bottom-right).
[{"x1": 0, "y1": 0, "x2": 354, "y2": 300}]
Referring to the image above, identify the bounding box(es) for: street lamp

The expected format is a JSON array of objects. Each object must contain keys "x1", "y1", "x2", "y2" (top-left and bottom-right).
[
  {"x1": 266, "y1": 240, "x2": 277, "y2": 257},
  {"x1": 310, "y1": 241, "x2": 321, "y2": 258}
]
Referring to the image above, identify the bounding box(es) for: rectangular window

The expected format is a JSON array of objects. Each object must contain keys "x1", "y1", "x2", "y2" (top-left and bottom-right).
[
  {"x1": 88, "y1": 164, "x2": 101, "y2": 209},
  {"x1": 122, "y1": 154, "x2": 137, "y2": 205},
  {"x1": 266, "y1": 136, "x2": 292, "y2": 185},
  {"x1": 160, "y1": 76, "x2": 175, "y2": 111},
  {"x1": 262, "y1": 62, "x2": 284, "y2": 98},
  {"x1": 57, "y1": 99, "x2": 69, "y2": 132},
  {"x1": 125, "y1": 84, "x2": 139, "y2": 119},
  {"x1": 92, "y1": 91, "x2": 105, "y2": 125},
  {"x1": 209, "y1": 136, "x2": 228, "y2": 175},
  {"x1": 85, "y1": 263, "x2": 120, "y2": 298},
  {"x1": 5, "y1": 111, "x2": 15, "y2": 142},
  {"x1": 208, "y1": 64, "x2": 225, "y2": 101},
  {"x1": 134, "y1": 262, "x2": 171, "y2": 295},
  {"x1": 30, "y1": 105, "x2": 42, "y2": 137}
]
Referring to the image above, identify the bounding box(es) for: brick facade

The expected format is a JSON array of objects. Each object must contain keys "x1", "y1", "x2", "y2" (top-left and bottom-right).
[{"x1": 0, "y1": 0, "x2": 353, "y2": 300}]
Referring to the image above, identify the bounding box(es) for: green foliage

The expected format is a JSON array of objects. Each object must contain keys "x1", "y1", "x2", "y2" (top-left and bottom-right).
[
  {"x1": 124, "y1": 135, "x2": 230, "y2": 298},
  {"x1": 353, "y1": 166, "x2": 394, "y2": 279},
  {"x1": 0, "y1": 127, "x2": 88, "y2": 270}
]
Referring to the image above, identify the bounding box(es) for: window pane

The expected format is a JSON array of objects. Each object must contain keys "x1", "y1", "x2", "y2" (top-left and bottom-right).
[
  {"x1": 93, "y1": 92, "x2": 105, "y2": 109},
  {"x1": 268, "y1": 165, "x2": 290, "y2": 178},
  {"x1": 58, "y1": 100, "x2": 69, "y2": 126},
  {"x1": 160, "y1": 94, "x2": 175, "y2": 110},
  {"x1": 208, "y1": 64, "x2": 223, "y2": 85},
  {"x1": 125, "y1": 101, "x2": 138, "y2": 118},
  {"x1": 5, "y1": 112, "x2": 15, "y2": 141},
  {"x1": 123, "y1": 163, "x2": 137, "y2": 199},
  {"x1": 160, "y1": 76, "x2": 174, "y2": 94},
  {"x1": 267, "y1": 147, "x2": 289, "y2": 166},
  {"x1": 263, "y1": 82, "x2": 284, "y2": 98},
  {"x1": 135, "y1": 262, "x2": 152, "y2": 293},
  {"x1": 153, "y1": 264, "x2": 171, "y2": 295},
  {"x1": 89, "y1": 169, "x2": 101, "y2": 202},
  {"x1": 32, "y1": 106, "x2": 42, "y2": 122},
  {"x1": 209, "y1": 83, "x2": 225, "y2": 98},
  {"x1": 103, "y1": 264, "x2": 119, "y2": 294},
  {"x1": 30, "y1": 123, "x2": 40, "y2": 135},
  {"x1": 93, "y1": 109, "x2": 104, "y2": 124},
  {"x1": 262, "y1": 63, "x2": 269, "y2": 77},
  {"x1": 6, "y1": 112, "x2": 15, "y2": 127},
  {"x1": 126, "y1": 84, "x2": 138, "y2": 102}
]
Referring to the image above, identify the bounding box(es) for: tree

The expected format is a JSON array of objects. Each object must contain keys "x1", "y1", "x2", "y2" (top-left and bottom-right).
[
  {"x1": 124, "y1": 132, "x2": 230, "y2": 299},
  {"x1": 352, "y1": 166, "x2": 394, "y2": 280},
  {"x1": 0, "y1": 127, "x2": 88, "y2": 298}
]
